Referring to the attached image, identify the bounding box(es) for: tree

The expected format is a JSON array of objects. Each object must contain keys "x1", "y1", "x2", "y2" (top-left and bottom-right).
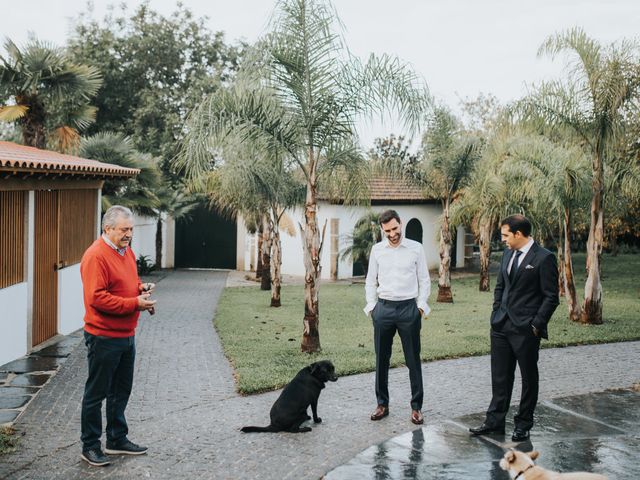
[
  {"x1": 152, "y1": 186, "x2": 198, "y2": 269},
  {"x1": 79, "y1": 132, "x2": 161, "y2": 212},
  {"x1": 509, "y1": 134, "x2": 590, "y2": 321},
  {"x1": 0, "y1": 38, "x2": 101, "y2": 150},
  {"x1": 418, "y1": 106, "x2": 480, "y2": 302},
  {"x1": 451, "y1": 126, "x2": 532, "y2": 292},
  {"x1": 178, "y1": 0, "x2": 427, "y2": 353},
  {"x1": 68, "y1": 3, "x2": 244, "y2": 169},
  {"x1": 526, "y1": 27, "x2": 640, "y2": 324},
  {"x1": 188, "y1": 134, "x2": 304, "y2": 307},
  {"x1": 367, "y1": 134, "x2": 419, "y2": 174},
  {"x1": 340, "y1": 211, "x2": 383, "y2": 276}
]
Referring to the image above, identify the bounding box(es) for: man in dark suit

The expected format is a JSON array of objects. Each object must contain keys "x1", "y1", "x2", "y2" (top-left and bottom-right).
[{"x1": 470, "y1": 214, "x2": 559, "y2": 442}]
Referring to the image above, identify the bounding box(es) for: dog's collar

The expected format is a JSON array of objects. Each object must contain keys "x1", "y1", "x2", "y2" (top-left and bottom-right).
[{"x1": 514, "y1": 464, "x2": 534, "y2": 479}]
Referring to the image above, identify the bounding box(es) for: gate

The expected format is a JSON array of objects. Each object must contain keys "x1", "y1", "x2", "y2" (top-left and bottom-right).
[
  {"x1": 33, "y1": 191, "x2": 58, "y2": 346},
  {"x1": 175, "y1": 205, "x2": 237, "y2": 269}
]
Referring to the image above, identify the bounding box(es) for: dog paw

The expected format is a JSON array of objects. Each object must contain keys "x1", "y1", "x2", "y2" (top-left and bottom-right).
[{"x1": 314, "y1": 417, "x2": 322, "y2": 424}]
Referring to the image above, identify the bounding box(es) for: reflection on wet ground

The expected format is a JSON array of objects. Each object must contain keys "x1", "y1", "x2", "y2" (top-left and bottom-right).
[
  {"x1": 0, "y1": 332, "x2": 81, "y2": 425},
  {"x1": 326, "y1": 389, "x2": 639, "y2": 479}
]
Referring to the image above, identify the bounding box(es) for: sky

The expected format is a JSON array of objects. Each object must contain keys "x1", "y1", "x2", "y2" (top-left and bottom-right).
[{"x1": 3, "y1": 0, "x2": 640, "y2": 148}]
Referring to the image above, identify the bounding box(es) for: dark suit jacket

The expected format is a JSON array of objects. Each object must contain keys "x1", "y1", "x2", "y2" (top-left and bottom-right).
[{"x1": 490, "y1": 242, "x2": 560, "y2": 339}]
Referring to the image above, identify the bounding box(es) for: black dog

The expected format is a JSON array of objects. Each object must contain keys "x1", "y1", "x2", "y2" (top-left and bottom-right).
[{"x1": 241, "y1": 360, "x2": 338, "y2": 433}]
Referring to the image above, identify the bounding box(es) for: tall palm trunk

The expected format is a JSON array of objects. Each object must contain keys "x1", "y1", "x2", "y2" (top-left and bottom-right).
[
  {"x1": 581, "y1": 151, "x2": 604, "y2": 324},
  {"x1": 256, "y1": 223, "x2": 263, "y2": 279},
  {"x1": 300, "y1": 161, "x2": 324, "y2": 353},
  {"x1": 270, "y1": 211, "x2": 282, "y2": 307},
  {"x1": 18, "y1": 94, "x2": 46, "y2": 149},
  {"x1": 437, "y1": 201, "x2": 453, "y2": 302},
  {"x1": 556, "y1": 219, "x2": 565, "y2": 297},
  {"x1": 478, "y1": 219, "x2": 492, "y2": 292},
  {"x1": 563, "y1": 207, "x2": 581, "y2": 322},
  {"x1": 260, "y1": 214, "x2": 272, "y2": 291},
  {"x1": 155, "y1": 215, "x2": 163, "y2": 268}
]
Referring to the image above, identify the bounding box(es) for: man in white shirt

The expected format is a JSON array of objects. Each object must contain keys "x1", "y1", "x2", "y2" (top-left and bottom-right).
[{"x1": 364, "y1": 210, "x2": 431, "y2": 425}]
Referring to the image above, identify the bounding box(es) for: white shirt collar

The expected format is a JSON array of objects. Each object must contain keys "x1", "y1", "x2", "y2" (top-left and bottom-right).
[
  {"x1": 518, "y1": 237, "x2": 534, "y2": 256},
  {"x1": 102, "y1": 234, "x2": 128, "y2": 256},
  {"x1": 383, "y1": 236, "x2": 408, "y2": 249}
]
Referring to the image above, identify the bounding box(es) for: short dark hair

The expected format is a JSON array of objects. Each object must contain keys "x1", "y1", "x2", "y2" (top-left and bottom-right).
[
  {"x1": 500, "y1": 214, "x2": 532, "y2": 237},
  {"x1": 379, "y1": 209, "x2": 401, "y2": 225}
]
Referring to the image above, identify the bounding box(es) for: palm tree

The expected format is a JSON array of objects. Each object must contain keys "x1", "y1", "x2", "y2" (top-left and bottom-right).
[
  {"x1": 418, "y1": 106, "x2": 480, "y2": 302},
  {"x1": 79, "y1": 132, "x2": 161, "y2": 212},
  {"x1": 451, "y1": 126, "x2": 532, "y2": 292},
  {"x1": 153, "y1": 186, "x2": 198, "y2": 269},
  {"x1": 509, "y1": 134, "x2": 590, "y2": 321},
  {"x1": 191, "y1": 136, "x2": 304, "y2": 307},
  {"x1": 0, "y1": 38, "x2": 102, "y2": 150},
  {"x1": 178, "y1": 0, "x2": 427, "y2": 352},
  {"x1": 525, "y1": 27, "x2": 640, "y2": 324},
  {"x1": 340, "y1": 211, "x2": 382, "y2": 276}
]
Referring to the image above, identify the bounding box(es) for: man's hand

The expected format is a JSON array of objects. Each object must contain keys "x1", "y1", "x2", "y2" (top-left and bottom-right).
[
  {"x1": 137, "y1": 293, "x2": 156, "y2": 312},
  {"x1": 418, "y1": 308, "x2": 424, "y2": 316},
  {"x1": 139, "y1": 283, "x2": 155, "y2": 294}
]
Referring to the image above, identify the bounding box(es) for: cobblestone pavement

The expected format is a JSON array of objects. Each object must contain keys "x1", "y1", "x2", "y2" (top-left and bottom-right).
[{"x1": 0, "y1": 269, "x2": 638, "y2": 480}]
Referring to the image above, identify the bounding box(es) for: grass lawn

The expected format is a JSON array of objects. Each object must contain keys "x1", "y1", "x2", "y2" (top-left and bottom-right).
[{"x1": 215, "y1": 253, "x2": 640, "y2": 394}]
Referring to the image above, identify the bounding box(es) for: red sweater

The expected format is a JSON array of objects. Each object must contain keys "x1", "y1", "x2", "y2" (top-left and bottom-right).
[{"x1": 80, "y1": 238, "x2": 142, "y2": 337}]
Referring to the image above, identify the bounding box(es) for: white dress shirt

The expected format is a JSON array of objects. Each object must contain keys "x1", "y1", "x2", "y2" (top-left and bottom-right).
[
  {"x1": 364, "y1": 237, "x2": 431, "y2": 316},
  {"x1": 102, "y1": 234, "x2": 128, "y2": 256},
  {"x1": 508, "y1": 237, "x2": 534, "y2": 274}
]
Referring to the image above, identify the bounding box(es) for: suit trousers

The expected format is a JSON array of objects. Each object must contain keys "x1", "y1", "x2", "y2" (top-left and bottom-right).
[
  {"x1": 485, "y1": 324, "x2": 540, "y2": 431},
  {"x1": 372, "y1": 298, "x2": 423, "y2": 410}
]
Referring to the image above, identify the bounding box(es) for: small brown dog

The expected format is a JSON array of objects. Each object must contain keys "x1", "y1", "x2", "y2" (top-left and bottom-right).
[{"x1": 499, "y1": 449, "x2": 608, "y2": 479}]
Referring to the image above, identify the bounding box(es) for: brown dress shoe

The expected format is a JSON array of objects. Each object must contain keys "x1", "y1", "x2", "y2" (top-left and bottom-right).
[
  {"x1": 370, "y1": 405, "x2": 389, "y2": 421},
  {"x1": 411, "y1": 410, "x2": 424, "y2": 425}
]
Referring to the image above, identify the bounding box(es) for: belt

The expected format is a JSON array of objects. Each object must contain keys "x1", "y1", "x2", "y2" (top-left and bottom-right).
[{"x1": 378, "y1": 298, "x2": 416, "y2": 305}]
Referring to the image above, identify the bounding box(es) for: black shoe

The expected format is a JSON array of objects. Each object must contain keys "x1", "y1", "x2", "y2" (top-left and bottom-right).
[
  {"x1": 469, "y1": 423, "x2": 505, "y2": 435},
  {"x1": 511, "y1": 428, "x2": 530, "y2": 442},
  {"x1": 81, "y1": 448, "x2": 111, "y2": 466},
  {"x1": 105, "y1": 439, "x2": 148, "y2": 455}
]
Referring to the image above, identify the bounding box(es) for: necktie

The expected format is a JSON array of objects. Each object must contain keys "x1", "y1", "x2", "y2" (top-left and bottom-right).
[{"x1": 509, "y1": 250, "x2": 522, "y2": 283}]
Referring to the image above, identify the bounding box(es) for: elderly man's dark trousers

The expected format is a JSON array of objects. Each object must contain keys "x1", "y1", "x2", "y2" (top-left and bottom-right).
[
  {"x1": 372, "y1": 299, "x2": 423, "y2": 410},
  {"x1": 81, "y1": 332, "x2": 135, "y2": 452}
]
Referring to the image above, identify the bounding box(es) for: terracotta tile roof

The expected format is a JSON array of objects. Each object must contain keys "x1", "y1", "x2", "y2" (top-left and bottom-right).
[
  {"x1": 369, "y1": 176, "x2": 426, "y2": 201},
  {"x1": 0, "y1": 141, "x2": 139, "y2": 178},
  {"x1": 320, "y1": 175, "x2": 429, "y2": 203}
]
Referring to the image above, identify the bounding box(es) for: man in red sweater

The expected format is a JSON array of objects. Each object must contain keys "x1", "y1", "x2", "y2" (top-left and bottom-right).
[{"x1": 79, "y1": 205, "x2": 156, "y2": 467}]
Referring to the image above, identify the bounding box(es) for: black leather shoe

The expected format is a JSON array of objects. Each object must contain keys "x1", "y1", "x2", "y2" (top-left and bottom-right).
[
  {"x1": 81, "y1": 448, "x2": 111, "y2": 466},
  {"x1": 511, "y1": 428, "x2": 530, "y2": 442},
  {"x1": 469, "y1": 423, "x2": 505, "y2": 435},
  {"x1": 105, "y1": 439, "x2": 148, "y2": 455}
]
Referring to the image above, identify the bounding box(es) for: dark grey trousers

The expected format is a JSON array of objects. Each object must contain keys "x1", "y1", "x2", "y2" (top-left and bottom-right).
[{"x1": 372, "y1": 298, "x2": 423, "y2": 410}]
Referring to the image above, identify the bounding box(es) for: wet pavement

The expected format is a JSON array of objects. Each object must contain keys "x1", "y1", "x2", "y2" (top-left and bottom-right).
[
  {"x1": 0, "y1": 269, "x2": 638, "y2": 479},
  {"x1": 326, "y1": 388, "x2": 639, "y2": 479},
  {"x1": 0, "y1": 333, "x2": 81, "y2": 425}
]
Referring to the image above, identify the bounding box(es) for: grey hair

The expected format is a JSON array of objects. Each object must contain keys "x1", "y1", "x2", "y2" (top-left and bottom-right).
[{"x1": 102, "y1": 205, "x2": 134, "y2": 231}]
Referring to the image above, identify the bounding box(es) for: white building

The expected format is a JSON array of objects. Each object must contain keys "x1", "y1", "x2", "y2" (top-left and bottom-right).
[
  {"x1": 0, "y1": 141, "x2": 138, "y2": 366},
  {"x1": 237, "y1": 177, "x2": 468, "y2": 279}
]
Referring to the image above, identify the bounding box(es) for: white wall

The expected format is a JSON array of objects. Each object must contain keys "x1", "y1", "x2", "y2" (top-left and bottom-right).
[
  {"x1": 456, "y1": 224, "x2": 466, "y2": 268},
  {"x1": 243, "y1": 202, "x2": 442, "y2": 280},
  {"x1": 132, "y1": 215, "x2": 157, "y2": 266},
  {"x1": 57, "y1": 264, "x2": 84, "y2": 335},
  {"x1": 0, "y1": 283, "x2": 28, "y2": 366},
  {"x1": 163, "y1": 215, "x2": 175, "y2": 269}
]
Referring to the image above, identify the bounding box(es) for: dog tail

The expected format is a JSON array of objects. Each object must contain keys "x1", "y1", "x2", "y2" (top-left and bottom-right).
[{"x1": 240, "y1": 425, "x2": 278, "y2": 433}]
